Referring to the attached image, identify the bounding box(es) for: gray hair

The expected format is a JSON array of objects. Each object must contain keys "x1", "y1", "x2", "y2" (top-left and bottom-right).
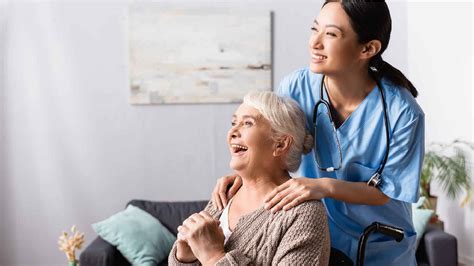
[{"x1": 243, "y1": 91, "x2": 313, "y2": 172}]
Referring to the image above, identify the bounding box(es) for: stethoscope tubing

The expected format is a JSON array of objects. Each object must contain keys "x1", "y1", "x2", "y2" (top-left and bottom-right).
[{"x1": 313, "y1": 73, "x2": 390, "y2": 187}]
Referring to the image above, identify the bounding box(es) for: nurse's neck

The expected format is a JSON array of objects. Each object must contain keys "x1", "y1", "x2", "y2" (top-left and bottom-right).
[{"x1": 325, "y1": 70, "x2": 376, "y2": 107}]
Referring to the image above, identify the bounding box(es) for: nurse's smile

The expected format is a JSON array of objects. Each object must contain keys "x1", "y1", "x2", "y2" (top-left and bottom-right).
[{"x1": 311, "y1": 53, "x2": 327, "y2": 64}]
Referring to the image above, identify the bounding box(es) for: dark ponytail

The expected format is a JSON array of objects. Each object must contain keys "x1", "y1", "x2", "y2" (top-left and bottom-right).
[{"x1": 323, "y1": 0, "x2": 418, "y2": 98}]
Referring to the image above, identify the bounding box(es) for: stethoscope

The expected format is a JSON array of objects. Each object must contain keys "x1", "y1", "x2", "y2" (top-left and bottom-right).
[{"x1": 312, "y1": 72, "x2": 390, "y2": 187}]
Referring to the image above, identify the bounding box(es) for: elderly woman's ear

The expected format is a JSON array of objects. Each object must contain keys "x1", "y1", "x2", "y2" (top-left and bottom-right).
[{"x1": 273, "y1": 135, "x2": 293, "y2": 156}]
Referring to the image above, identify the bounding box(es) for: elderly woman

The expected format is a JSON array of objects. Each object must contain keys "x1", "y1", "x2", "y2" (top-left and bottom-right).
[{"x1": 168, "y1": 91, "x2": 330, "y2": 265}]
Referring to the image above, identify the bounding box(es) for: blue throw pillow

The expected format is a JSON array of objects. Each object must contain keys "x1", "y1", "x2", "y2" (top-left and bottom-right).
[
  {"x1": 92, "y1": 205, "x2": 176, "y2": 265},
  {"x1": 412, "y1": 197, "x2": 434, "y2": 248}
]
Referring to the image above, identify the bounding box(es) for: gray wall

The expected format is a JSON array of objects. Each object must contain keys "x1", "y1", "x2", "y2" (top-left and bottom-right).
[
  {"x1": 0, "y1": 1, "x2": 409, "y2": 265},
  {"x1": 406, "y1": 3, "x2": 473, "y2": 263},
  {"x1": 0, "y1": 2, "x2": 8, "y2": 263}
]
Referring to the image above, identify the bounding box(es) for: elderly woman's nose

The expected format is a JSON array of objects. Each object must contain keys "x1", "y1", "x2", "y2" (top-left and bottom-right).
[
  {"x1": 231, "y1": 130, "x2": 240, "y2": 138},
  {"x1": 230, "y1": 125, "x2": 241, "y2": 138}
]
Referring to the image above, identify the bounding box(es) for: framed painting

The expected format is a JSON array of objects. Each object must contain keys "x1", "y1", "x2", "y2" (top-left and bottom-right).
[{"x1": 129, "y1": 6, "x2": 272, "y2": 104}]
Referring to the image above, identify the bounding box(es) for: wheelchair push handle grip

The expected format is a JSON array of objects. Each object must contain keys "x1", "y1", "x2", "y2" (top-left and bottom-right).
[
  {"x1": 375, "y1": 222, "x2": 404, "y2": 242},
  {"x1": 356, "y1": 222, "x2": 405, "y2": 266}
]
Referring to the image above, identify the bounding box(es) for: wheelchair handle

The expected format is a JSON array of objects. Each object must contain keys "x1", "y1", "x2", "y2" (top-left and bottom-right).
[
  {"x1": 356, "y1": 222, "x2": 405, "y2": 266},
  {"x1": 376, "y1": 223, "x2": 405, "y2": 242}
]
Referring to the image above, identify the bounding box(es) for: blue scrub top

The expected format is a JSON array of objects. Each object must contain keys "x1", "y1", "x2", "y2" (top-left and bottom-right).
[{"x1": 277, "y1": 68, "x2": 425, "y2": 266}]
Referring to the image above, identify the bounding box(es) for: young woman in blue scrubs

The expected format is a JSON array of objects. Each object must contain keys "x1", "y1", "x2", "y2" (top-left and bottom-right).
[{"x1": 212, "y1": 1, "x2": 424, "y2": 265}]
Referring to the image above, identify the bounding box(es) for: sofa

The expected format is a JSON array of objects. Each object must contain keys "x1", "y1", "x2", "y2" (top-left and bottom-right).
[{"x1": 80, "y1": 199, "x2": 458, "y2": 266}]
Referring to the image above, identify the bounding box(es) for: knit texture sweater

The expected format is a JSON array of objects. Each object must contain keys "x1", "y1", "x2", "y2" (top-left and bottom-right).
[{"x1": 168, "y1": 199, "x2": 330, "y2": 265}]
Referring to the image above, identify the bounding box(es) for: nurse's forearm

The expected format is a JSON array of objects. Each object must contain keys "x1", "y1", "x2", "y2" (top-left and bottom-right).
[{"x1": 323, "y1": 178, "x2": 390, "y2": 205}]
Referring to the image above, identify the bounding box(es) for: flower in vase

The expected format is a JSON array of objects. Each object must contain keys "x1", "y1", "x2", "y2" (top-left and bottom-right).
[{"x1": 58, "y1": 225, "x2": 85, "y2": 264}]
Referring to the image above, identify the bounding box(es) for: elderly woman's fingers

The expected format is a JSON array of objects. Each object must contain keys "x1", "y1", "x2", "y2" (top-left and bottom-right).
[
  {"x1": 282, "y1": 192, "x2": 310, "y2": 211},
  {"x1": 197, "y1": 212, "x2": 221, "y2": 228},
  {"x1": 177, "y1": 231, "x2": 186, "y2": 241},
  {"x1": 190, "y1": 212, "x2": 206, "y2": 223},
  {"x1": 178, "y1": 225, "x2": 190, "y2": 239},
  {"x1": 182, "y1": 213, "x2": 201, "y2": 229},
  {"x1": 199, "y1": 211, "x2": 216, "y2": 221}
]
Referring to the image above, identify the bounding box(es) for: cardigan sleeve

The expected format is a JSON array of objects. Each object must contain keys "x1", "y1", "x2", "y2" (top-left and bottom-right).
[
  {"x1": 168, "y1": 242, "x2": 201, "y2": 266},
  {"x1": 271, "y1": 201, "x2": 331, "y2": 265},
  {"x1": 169, "y1": 243, "x2": 252, "y2": 266},
  {"x1": 214, "y1": 250, "x2": 253, "y2": 266}
]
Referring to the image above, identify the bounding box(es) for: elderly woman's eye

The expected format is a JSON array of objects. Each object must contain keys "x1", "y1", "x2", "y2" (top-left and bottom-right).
[
  {"x1": 231, "y1": 121, "x2": 237, "y2": 126},
  {"x1": 245, "y1": 121, "x2": 254, "y2": 126}
]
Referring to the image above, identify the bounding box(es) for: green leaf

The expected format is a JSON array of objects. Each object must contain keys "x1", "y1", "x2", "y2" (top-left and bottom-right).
[{"x1": 421, "y1": 140, "x2": 473, "y2": 204}]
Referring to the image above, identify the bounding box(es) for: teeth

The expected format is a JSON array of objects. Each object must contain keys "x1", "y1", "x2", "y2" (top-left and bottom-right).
[
  {"x1": 231, "y1": 144, "x2": 248, "y2": 150},
  {"x1": 312, "y1": 54, "x2": 327, "y2": 60}
]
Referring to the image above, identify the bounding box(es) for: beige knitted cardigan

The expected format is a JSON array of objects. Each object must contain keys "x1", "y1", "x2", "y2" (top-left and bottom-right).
[{"x1": 168, "y1": 199, "x2": 330, "y2": 265}]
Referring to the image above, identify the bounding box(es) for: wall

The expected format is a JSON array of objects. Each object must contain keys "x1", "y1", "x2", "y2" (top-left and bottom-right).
[
  {"x1": 406, "y1": 2, "x2": 474, "y2": 264},
  {"x1": 0, "y1": 1, "x2": 8, "y2": 264},
  {"x1": 0, "y1": 1, "x2": 472, "y2": 265},
  {"x1": 0, "y1": 1, "x2": 328, "y2": 265}
]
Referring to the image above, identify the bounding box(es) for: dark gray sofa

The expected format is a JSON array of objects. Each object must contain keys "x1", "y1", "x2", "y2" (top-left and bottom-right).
[{"x1": 79, "y1": 199, "x2": 458, "y2": 266}]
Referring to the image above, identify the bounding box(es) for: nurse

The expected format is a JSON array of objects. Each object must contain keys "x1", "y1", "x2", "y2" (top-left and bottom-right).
[{"x1": 212, "y1": 1, "x2": 424, "y2": 265}]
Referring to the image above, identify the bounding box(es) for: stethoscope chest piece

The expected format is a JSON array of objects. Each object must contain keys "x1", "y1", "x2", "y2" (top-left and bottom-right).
[{"x1": 367, "y1": 173, "x2": 382, "y2": 187}]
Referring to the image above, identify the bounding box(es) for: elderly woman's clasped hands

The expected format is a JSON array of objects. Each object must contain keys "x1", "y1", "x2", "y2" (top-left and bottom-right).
[{"x1": 176, "y1": 211, "x2": 226, "y2": 265}]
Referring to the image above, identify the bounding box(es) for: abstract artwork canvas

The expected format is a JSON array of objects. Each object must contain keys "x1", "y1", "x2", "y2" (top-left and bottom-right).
[{"x1": 129, "y1": 6, "x2": 272, "y2": 104}]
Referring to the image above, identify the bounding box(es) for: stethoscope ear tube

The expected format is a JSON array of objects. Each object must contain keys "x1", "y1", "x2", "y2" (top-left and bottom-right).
[
  {"x1": 368, "y1": 71, "x2": 391, "y2": 188},
  {"x1": 313, "y1": 77, "x2": 343, "y2": 172}
]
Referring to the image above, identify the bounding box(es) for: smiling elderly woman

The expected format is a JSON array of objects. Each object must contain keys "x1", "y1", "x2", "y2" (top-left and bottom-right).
[{"x1": 168, "y1": 91, "x2": 330, "y2": 265}]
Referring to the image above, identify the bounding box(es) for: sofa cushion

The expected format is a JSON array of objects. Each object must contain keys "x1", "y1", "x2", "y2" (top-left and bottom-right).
[
  {"x1": 79, "y1": 236, "x2": 130, "y2": 266},
  {"x1": 412, "y1": 197, "x2": 434, "y2": 248},
  {"x1": 92, "y1": 205, "x2": 176, "y2": 265},
  {"x1": 127, "y1": 200, "x2": 209, "y2": 235}
]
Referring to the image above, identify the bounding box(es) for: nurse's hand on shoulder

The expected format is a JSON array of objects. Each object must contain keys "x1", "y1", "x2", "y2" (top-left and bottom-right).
[
  {"x1": 264, "y1": 177, "x2": 329, "y2": 213},
  {"x1": 212, "y1": 174, "x2": 243, "y2": 210}
]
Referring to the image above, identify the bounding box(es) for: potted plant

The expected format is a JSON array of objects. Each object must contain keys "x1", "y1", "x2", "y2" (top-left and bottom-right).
[{"x1": 420, "y1": 139, "x2": 473, "y2": 213}]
